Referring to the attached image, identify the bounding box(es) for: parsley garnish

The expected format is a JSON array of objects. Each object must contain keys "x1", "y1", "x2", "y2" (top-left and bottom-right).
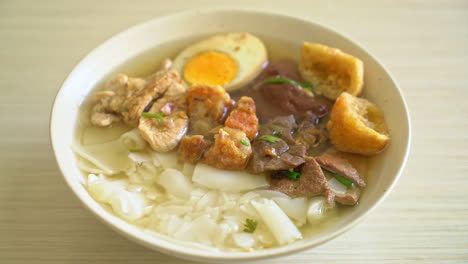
[
  {"x1": 280, "y1": 170, "x2": 301, "y2": 180},
  {"x1": 243, "y1": 219, "x2": 258, "y2": 233},
  {"x1": 123, "y1": 106, "x2": 129, "y2": 112},
  {"x1": 240, "y1": 138, "x2": 250, "y2": 146},
  {"x1": 257, "y1": 134, "x2": 282, "y2": 143},
  {"x1": 259, "y1": 124, "x2": 263, "y2": 130},
  {"x1": 334, "y1": 173, "x2": 354, "y2": 189}
]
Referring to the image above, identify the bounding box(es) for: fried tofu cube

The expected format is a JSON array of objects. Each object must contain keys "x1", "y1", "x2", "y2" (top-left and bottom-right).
[{"x1": 299, "y1": 42, "x2": 364, "y2": 100}]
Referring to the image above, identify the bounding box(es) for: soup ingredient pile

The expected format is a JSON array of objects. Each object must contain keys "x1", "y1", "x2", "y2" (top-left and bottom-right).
[{"x1": 75, "y1": 32, "x2": 391, "y2": 251}]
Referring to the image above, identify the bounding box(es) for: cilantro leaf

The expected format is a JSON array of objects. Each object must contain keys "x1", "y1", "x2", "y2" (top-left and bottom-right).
[{"x1": 243, "y1": 219, "x2": 258, "y2": 233}]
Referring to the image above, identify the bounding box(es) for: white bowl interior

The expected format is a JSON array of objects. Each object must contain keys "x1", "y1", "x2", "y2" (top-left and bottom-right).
[{"x1": 50, "y1": 8, "x2": 410, "y2": 263}]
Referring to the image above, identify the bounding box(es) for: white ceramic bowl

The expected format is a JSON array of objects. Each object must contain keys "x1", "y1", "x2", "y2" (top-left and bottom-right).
[{"x1": 50, "y1": 8, "x2": 411, "y2": 263}]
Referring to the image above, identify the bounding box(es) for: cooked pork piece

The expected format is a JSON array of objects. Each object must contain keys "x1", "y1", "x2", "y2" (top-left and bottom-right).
[
  {"x1": 236, "y1": 61, "x2": 330, "y2": 122},
  {"x1": 139, "y1": 101, "x2": 188, "y2": 152},
  {"x1": 270, "y1": 157, "x2": 334, "y2": 205},
  {"x1": 258, "y1": 144, "x2": 307, "y2": 172},
  {"x1": 335, "y1": 187, "x2": 360, "y2": 205},
  {"x1": 315, "y1": 151, "x2": 366, "y2": 187},
  {"x1": 90, "y1": 74, "x2": 145, "y2": 127},
  {"x1": 257, "y1": 61, "x2": 329, "y2": 118},
  {"x1": 203, "y1": 127, "x2": 252, "y2": 170},
  {"x1": 279, "y1": 145, "x2": 307, "y2": 166},
  {"x1": 324, "y1": 170, "x2": 361, "y2": 206},
  {"x1": 146, "y1": 72, "x2": 187, "y2": 117},
  {"x1": 249, "y1": 115, "x2": 307, "y2": 173},
  {"x1": 225, "y1": 96, "x2": 259, "y2": 140},
  {"x1": 294, "y1": 111, "x2": 328, "y2": 155},
  {"x1": 287, "y1": 144, "x2": 307, "y2": 156},
  {"x1": 260, "y1": 81, "x2": 329, "y2": 119},
  {"x1": 259, "y1": 115, "x2": 297, "y2": 144},
  {"x1": 255, "y1": 60, "x2": 303, "y2": 84},
  {"x1": 90, "y1": 70, "x2": 186, "y2": 127},
  {"x1": 177, "y1": 135, "x2": 211, "y2": 164},
  {"x1": 251, "y1": 140, "x2": 288, "y2": 172},
  {"x1": 90, "y1": 110, "x2": 121, "y2": 127},
  {"x1": 185, "y1": 85, "x2": 234, "y2": 136},
  {"x1": 123, "y1": 70, "x2": 185, "y2": 127}
]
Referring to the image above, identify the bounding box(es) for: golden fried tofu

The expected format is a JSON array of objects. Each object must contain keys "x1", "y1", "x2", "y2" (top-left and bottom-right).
[
  {"x1": 327, "y1": 92, "x2": 389, "y2": 155},
  {"x1": 299, "y1": 42, "x2": 363, "y2": 100}
]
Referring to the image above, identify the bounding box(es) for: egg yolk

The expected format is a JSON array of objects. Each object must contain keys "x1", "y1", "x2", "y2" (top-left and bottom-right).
[{"x1": 183, "y1": 51, "x2": 238, "y2": 86}]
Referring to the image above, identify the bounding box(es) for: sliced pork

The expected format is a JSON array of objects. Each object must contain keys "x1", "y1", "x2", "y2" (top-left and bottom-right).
[
  {"x1": 270, "y1": 157, "x2": 334, "y2": 205},
  {"x1": 294, "y1": 111, "x2": 329, "y2": 156},
  {"x1": 315, "y1": 151, "x2": 366, "y2": 187},
  {"x1": 236, "y1": 61, "x2": 330, "y2": 122},
  {"x1": 139, "y1": 102, "x2": 188, "y2": 152},
  {"x1": 249, "y1": 115, "x2": 307, "y2": 173},
  {"x1": 90, "y1": 70, "x2": 185, "y2": 127},
  {"x1": 324, "y1": 171, "x2": 361, "y2": 206}
]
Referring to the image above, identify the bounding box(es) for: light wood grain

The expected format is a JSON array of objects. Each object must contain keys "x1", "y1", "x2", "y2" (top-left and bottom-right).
[{"x1": 1, "y1": 0, "x2": 468, "y2": 263}]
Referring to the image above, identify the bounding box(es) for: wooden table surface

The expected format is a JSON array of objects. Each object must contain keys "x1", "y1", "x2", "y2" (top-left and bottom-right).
[{"x1": 1, "y1": 0, "x2": 467, "y2": 263}]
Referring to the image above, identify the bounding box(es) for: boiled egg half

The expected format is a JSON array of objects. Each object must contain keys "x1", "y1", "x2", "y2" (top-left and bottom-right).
[{"x1": 171, "y1": 33, "x2": 267, "y2": 92}]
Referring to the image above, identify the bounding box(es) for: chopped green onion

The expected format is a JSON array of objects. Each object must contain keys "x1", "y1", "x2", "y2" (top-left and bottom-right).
[
  {"x1": 243, "y1": 219, "x2": 258, "y2": 233},
  {"x1": 141, "y1": 112, "x2": 165, "y2": 118},
  {"x1": 240, "y1": 138, "x2": 250, "y2": 146},
  {"x1": 259, "y1": 124, "x2": 263, "y2": 130},
  {"x1": 264, "y1": 77, "x2": 298, "y2": 86},
  {"x1": 301, "y1": 81, "x2": 314, "y2": 89},
  {"x1": 272, "y1": 130, "x2": 282, "y2": 136},
  {"x1": 129, "y1": 149, "x2": 142, "y2": 153},
  {"x1": 263, "y1": 77, "x2": 314, "y2": 90},
  {"x1": 257, "y1": 134, "x2": 282, "y2": 143},
  {"x1": 334, "y1": 173, "x2": 354, "y2": 189},
  {"x1": 123, "y1": 106, "x2": 129, "y2": 111},
  {"x1": 280, "y1": 170, "x2": 301, "y2": 180},
  {"x1": 141, "y1": 112, "x2": 165, "y2": 125}
]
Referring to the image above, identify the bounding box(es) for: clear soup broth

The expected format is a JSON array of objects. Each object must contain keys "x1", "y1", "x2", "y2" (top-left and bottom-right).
[{"x1": 74, "y1": 34, "x2": 369, "y2": 251}]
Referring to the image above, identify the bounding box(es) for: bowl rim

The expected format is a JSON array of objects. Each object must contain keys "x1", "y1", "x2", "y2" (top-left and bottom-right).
[{"x1": 50, "y1": 7, "x2": 411, "y2": 262}]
